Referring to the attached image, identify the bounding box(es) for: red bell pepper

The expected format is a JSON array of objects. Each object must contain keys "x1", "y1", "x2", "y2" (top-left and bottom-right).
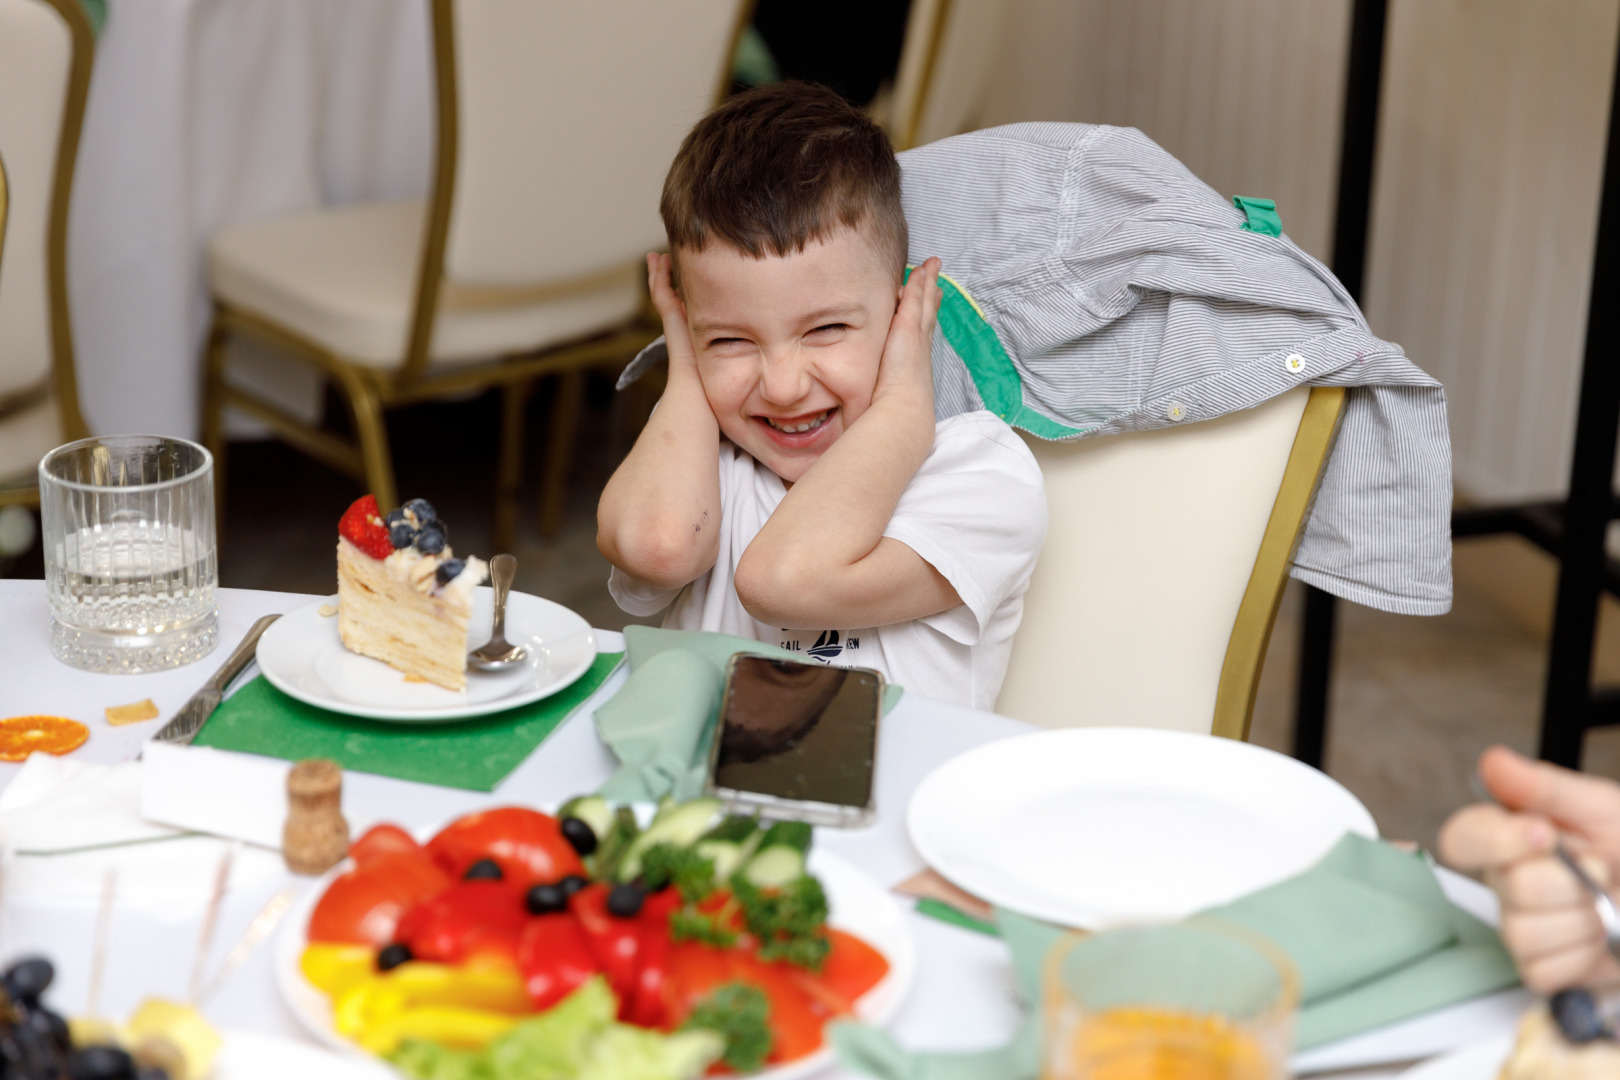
[
  {"x1": 516, "y1": 914, "x2": 598, "y2": 1010},
  {"x1": 569, "y1": 883, "x2": 641, "y2": 1003},
  {"x1": 626, "y1": 889, "x2": 681, "y2": 1028},
  {"x1": 395, "y1": 880, "x2": 529, "y2": 964}
]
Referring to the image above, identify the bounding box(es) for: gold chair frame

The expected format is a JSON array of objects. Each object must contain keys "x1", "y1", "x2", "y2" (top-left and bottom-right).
[
  {"x1": 0, "y1": 0, "x2": 93, "y2": 509},
  {"x1": 201, "y1": 0, "x2": 753, "y2": 546},
  {"x1": 1212, "y1": 385, "x2": 1346, "y2": 740}
]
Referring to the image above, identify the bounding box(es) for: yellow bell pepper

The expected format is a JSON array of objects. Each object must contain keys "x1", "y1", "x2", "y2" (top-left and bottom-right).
[
  {"x1": 384, "y1": 960, "x2": 531, "y2": 1013},
  {"x1": 356, "y1": 1004, "x2": 521, "y2": 1055},
  {"x1": 300, "y1": 944, "x2": 376, "y2": 997}
]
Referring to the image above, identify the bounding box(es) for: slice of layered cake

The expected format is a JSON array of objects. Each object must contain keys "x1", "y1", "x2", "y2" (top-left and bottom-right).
[{"x1": 336, "y1": 495, "x2": 489, "y2": 691}]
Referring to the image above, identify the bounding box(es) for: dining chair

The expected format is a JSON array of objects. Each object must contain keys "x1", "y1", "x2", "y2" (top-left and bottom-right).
[
  {"x1": 882, "y1": 0, "x2": 1007, "y2": 151},
  {"x1": 996, "y1": 385, "x2": 1347, "y2": 741},
  {"x1": 203, "y1": 0, "x2": 750, "y2": 549},
  {"x1": 0, "y1": 0, "x2": 94, "y2": 508}
]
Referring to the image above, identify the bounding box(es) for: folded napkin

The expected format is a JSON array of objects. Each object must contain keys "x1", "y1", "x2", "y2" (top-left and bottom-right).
[
  {"x1": 832, "y1": 833, "x2": 1521, "y2": 1078},
  {"x1": 0, "y1": 756, "x2": 282, "y2": 908},
  {"x1": 594, "y1": 626, "x2": 902, "y2": 802},
  {"x1": 192, "y1": 652, "x2": 623, "y2": 792}
]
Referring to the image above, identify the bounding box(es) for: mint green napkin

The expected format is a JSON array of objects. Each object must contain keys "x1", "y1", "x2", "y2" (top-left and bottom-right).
[
  {"x1": 831, "y1": 834, "x2": 1520, "y2": 1077},
  {"x1": 594, "y1": 626, "x2": 902, "y2": 802}
]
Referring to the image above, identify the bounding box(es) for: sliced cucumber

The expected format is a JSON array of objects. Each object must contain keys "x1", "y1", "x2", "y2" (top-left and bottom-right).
[
  {"x1": 618, "y1": 797, "x2": 724, "y2": 881},
  {"x1": 702, "y1": 815, "x2": 762, "y2": 844},
  {"x1": 590, "y1": 805, "x2": 642, "y2": 880},
  {"x1": 756, "y1": 821, "x2": 812, "y2": 854},
  {"x1": 741, "y1": 845, "x2": 807, "y2": 888},
  {"x1": 695, "y1": 827, "x2": 764, "y2": 881},
  {"x1": 557, "y1": 795, "x2": 613, "y2": 840}
]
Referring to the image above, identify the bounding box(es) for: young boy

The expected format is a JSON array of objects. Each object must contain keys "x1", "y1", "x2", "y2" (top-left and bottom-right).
[{"x1": 597, "y1": 82, "x2": 1047, "y2": 710}]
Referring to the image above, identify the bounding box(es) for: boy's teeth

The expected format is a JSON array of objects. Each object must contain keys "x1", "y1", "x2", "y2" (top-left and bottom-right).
[{"x1": 767, "y1": 411, "x2": 829, "y2": 434}]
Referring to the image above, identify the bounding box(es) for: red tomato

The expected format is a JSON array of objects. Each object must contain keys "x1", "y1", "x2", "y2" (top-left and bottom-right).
[
  {"x1": 517, "y1": 914, "x2": 598, "y2": 1010},
  {"x1": 665, "y1": 941, "x2": 735, "y2": 1021},
  {"x1": 350, "y1": 823, "x2": 422, "y2": 865},
  {"x1": 425, "y1": 807, "x2": 584, "y2": 889},
  {"x1": 816, "y1": 929, "x2": 889, "y2": 1006},
  {"x1": 395, "y1": 880, "x2": 530, "y2": 964},
  {"x1": 307, "y1": 851, "x2": 450, "y2": 946}
]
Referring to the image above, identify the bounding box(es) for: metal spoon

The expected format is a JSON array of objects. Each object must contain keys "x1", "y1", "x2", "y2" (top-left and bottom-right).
[{"x1": 469, "y1": 553, "x2": 528, "y2": 670}]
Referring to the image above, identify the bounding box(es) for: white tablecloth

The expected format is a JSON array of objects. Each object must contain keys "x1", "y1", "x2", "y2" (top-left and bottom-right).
[
  {"x1": 67, "y1": 0, "x2": 434, "y2": 439},
  {"x1": 0, "y1": 580, "x2": 1529, "y2": 1078}
]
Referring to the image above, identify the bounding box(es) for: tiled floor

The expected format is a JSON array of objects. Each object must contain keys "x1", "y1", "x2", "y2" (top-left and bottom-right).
[{"x1": 8, "y1": 381, "x2": 1614, "y2": 854}]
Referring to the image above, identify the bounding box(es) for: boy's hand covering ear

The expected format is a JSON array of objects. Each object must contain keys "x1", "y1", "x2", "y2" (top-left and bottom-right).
[
  {"x1": 873, "y1": 257, "x2": 943, "y2": 416},
  {"x1": 647, "y1": 253, "x2": 699, "y2": 375}
]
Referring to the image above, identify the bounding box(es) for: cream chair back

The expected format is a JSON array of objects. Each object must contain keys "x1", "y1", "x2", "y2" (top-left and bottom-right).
[
  {"x1": 997, "y1": 387, "x2": 1331, "y2": 737},
  {"x1": 0, "y1": 0, "x2": 74, "y2": 401},
  {"x1": 887, "y1": 0, "x2": 1007, "y2": 151},
  {"x1": 442, "y1": 0, "x2": 745, "y2": 288}
]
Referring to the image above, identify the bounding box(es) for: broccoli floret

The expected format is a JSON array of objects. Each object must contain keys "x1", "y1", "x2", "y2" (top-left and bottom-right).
[{"x1": 636, "y1": 842, "x2": 717, "y2": 901}]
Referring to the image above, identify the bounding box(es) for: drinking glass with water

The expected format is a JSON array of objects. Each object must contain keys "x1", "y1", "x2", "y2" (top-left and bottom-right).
[{"x1": 38, "y1": 435, "x2": 219, "y2": 672}]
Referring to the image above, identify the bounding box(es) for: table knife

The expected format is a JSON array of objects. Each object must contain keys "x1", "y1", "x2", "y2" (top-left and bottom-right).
[{"x1": 151, "y1": 614, "x2": 281, "y2": 746}]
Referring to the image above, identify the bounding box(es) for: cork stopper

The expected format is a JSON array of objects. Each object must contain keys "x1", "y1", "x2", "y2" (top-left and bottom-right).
[{"x1": 283, "y1": 758, "x2": 349, "y2": 875}]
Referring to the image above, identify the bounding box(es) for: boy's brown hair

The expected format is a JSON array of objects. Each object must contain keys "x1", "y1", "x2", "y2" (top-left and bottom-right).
[{"x1": 660, "y1": 81, "x2": 908, "y2": 280}]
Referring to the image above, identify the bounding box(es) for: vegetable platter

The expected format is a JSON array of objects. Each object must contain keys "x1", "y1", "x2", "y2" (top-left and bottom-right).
[{"x1": 275, "y1": 797, "x2": 915, "y2": 1080}]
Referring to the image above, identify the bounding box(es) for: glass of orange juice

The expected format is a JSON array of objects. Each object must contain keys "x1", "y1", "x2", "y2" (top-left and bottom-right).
[{"x1": 1042, "y1": 919, "x2": 1299, "y2": 1080}]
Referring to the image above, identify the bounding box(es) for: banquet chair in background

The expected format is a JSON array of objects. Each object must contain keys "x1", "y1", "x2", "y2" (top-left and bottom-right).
[
  {"x1": 996, "y1": 386, "x2": 1346, "y2": 741},
  {"x1": 0, "y1": 0, "x2": 93, "y2": 508},
  {"x1": 881, "y1": 0, "x2": 1006, "y2": 151},
  {"x1": 203, "y1": 0, "x2": 749, "y2": 548}
]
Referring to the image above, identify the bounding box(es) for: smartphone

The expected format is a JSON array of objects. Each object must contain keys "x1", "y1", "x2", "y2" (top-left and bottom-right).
[{"x1": 706, "y1": 654, "x2": 883, "y2": 828}]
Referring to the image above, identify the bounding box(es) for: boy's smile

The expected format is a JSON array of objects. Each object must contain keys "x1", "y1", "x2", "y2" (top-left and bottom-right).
[{"x1": 677, "y1": 229, "x2": 902, "y2": 484}]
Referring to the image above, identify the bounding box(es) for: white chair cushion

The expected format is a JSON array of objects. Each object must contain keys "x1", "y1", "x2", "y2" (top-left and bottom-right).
[
  {"x1": 207, "y1": 199, "x2": 644, "y2": 368},
  {"x1": 0, "y1": 393, "x2": 59, "y2": 488},
  {"x1": 996, "y1": 387, "x2": 1309, "y2": 733}
]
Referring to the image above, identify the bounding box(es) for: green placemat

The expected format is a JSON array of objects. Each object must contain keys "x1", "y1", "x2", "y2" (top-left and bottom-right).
[{"x1": 192, "y1": 653, "x2": 624, "y2": 792}]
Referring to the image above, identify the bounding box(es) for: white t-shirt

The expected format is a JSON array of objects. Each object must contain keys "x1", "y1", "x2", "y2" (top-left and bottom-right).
[{"x1": 608, "y1": 410, "x2": 1048, "y2": 710}]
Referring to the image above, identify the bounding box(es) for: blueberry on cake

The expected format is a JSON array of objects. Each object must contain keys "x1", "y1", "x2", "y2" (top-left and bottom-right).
[
  {"x1": 335, "y1": 495, "x2": 488, "y2": 691},
  {"x1": 1499, "y1": 991, "x2": 1620, "y2": 1079}
]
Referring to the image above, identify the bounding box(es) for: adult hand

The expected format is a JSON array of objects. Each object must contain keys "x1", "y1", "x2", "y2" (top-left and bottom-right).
[
  {"x1": 1438, "y1": 745, "x2": 1620, "y2": 991},
  {"x1": 871, "y1": 256, "x2": 942, "y2": 416},
  {"x1": 647, "y1": 252, "x2": 699, "y2": 377}
]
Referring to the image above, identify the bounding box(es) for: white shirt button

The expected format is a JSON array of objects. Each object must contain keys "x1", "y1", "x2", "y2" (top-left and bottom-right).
[
  {"x1": 1166, "y1": 401, "x2": 1187, "y2": 421},
  {"x1": 1285, "y1": 353, "x2": 1306, "y2": 374}
]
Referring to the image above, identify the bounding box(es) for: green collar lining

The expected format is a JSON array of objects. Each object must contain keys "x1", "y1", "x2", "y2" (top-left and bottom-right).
[{"x1": 908, "y1": 265, "x2": 1089, "y2": 440}]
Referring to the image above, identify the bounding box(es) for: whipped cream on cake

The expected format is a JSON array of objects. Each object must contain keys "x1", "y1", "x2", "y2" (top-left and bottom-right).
[
  {"x1": 335, "y1": 495, "x2": 489, "y2": 691},
  {"x1": 1500, "y1": 994, "x2": 1620, "y2": 1079}
]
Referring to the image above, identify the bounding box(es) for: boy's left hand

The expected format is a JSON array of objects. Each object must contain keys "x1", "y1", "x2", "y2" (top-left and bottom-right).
[{"x1": 871, "y1": 256, "x2": 943, "y2": 420}]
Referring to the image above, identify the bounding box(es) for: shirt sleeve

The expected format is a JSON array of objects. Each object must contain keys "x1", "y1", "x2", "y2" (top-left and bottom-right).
[{"x1": 881, "y1": 413, "x2": 1049, "y2": 645}]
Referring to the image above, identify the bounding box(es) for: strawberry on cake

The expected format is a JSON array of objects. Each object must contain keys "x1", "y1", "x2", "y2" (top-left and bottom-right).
[{"x1": 335, "y1": 495, "x2": 488, "y2": 691}]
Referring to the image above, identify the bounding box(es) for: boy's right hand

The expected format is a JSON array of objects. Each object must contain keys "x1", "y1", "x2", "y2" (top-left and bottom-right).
[{"x1": 647, "y1": 252, "x2": 699, "y2": 378}]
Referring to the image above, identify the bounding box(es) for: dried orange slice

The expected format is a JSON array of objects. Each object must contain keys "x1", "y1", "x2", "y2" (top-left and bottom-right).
[{"x1": 0, "y1": 716, "x2": 90, "y2": 761}]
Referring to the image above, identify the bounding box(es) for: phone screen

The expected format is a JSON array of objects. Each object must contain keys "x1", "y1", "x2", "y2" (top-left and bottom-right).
[{"x1": 712, "y1": 655, "x2": 881, "y2": 809}]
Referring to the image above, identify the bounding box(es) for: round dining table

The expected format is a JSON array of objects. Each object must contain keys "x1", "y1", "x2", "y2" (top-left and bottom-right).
[{"x1": 0, "y1": 580, "x2": 1532, "y2": 1078}]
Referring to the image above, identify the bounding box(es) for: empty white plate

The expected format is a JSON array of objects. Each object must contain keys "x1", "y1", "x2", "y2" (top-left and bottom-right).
[
  {"x1": 1397, "y1": 1035, "x2": 1512, "y2": 1079},
  {"x1": 907, "y1": 727, "x2": 1377, "y2": 928},
  {"x1": 256, "y1": 590, "x2": 597, "y2": 721}
]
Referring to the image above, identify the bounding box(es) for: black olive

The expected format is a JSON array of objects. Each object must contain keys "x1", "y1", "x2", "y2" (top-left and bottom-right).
[
  {"x1": 1551, "y1": 988, "x2": 1606, "y2": 1043},
  {"x1": 463, "y1": 859, "x2": 503, "y2": 881},
  {"x1": 376, "y1": 943, "x2": 413, "y2": 972},
  {"x1": 67, "y1": 1045, "x2": 137, "y2": 1080},
  {"x1": 2, "y1": 958, "x2": 53, "y2": 1003},
  {"x1": 559, "y1": 817, "x2": 598, "y2": 856},
  {"x1": 558, "y1": 874, "x2": 588, "y2": 898},
  {"x1": 21, "y1": 1004, "x2": 70, "y2": 1055},
  {"x1": 525, "y1": 883, "x2": 567, "y2": 915},
  {"x1": 606, "y1": 882, "x2": 645, "y2": 918}
]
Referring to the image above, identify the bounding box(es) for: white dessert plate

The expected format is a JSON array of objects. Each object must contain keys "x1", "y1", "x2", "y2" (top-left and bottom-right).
[
  {"x1": 256, "y1": 590, "x2": 597, "y2": 722},
  {"x1": 276, "y1": 848, "x2": 917, "y2": 1080},
  {"x1": 907, "y1": 727, "x2": 1379, "y2": 929},
  {"x1": 1396, "y1": 1034, "x2": 1512, "y2": 1079},
  {"x1": 216, "y1": 1028, "x2": 395, "y2": 1080}
]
